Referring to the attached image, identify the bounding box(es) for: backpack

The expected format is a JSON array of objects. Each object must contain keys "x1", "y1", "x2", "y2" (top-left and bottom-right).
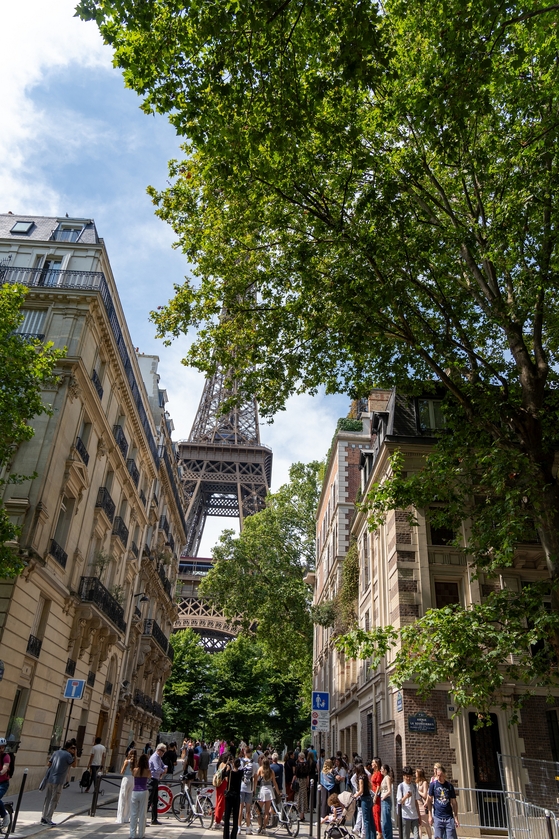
[
  {"x1": 242, "y1": 762, "x2": 253, "y2": 788},
  {"x1": 213, "y1": 767, "x2": 224, "y2": 787},
  {"x1": 6, "y1": 752, "x2": 15, "y2": 779},
  {"x1": 79, "y1": 769, "x2": 91, "y2": 790}
]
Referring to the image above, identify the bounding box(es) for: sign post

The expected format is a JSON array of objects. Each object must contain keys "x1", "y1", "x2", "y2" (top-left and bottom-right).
[{"x1": 63, "y1": 679, "x2": 86, "y2": 744}]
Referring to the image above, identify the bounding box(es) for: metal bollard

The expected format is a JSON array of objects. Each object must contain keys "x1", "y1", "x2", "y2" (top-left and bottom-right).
[
  {"x1": 9, "y1": 767, "x2": 28, "y2": 834},
  {"x1": 89, "y1": 772, "x2": 102, "y2": 817},
  {"x1": 398, "y1": 803, "x2": 402, "y2": 839},
  {"x1": 309, "y1": 779, "x2": 314, "y2": 838},
  {"x1": 317, "y1": 785, "x2": 322, "y2": 839}
]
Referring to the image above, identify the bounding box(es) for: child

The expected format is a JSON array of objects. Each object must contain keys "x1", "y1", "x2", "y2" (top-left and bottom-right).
[{"x1": 322, "y1": 793, "x2": 344, "y2": 824}]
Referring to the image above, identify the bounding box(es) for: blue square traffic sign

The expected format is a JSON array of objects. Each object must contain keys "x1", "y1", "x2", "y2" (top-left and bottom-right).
[
  {"x1": 64, "y1": 679, "x2": 86, "y2": 699},
  {"x1": 312, "y1": 691, "x2": 329, "y2": 711}
]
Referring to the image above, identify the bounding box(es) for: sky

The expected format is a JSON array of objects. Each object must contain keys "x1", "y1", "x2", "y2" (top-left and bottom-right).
[{"x1": 0, "y1": 0, "x2": 349, "y2": 555}]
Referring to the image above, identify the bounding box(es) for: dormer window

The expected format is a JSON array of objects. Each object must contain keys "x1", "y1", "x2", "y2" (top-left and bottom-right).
[
  {"x1": 417, "y1": 398, "x2": 446, "y2": 432},
  {"x1": 10, "y1": 220, "x2": 34, "y2": 234},
  {"x1": 51, "y1": 224, "x2": 83, "y2": 242}
]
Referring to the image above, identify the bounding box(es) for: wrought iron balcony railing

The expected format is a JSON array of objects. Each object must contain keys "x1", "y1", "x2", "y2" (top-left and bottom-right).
[
  {"x1": 66, "y1": 658, "x2": 76, "y2": 676},
  {"x1": 162, "y1": 448, "x2": 187, "y2": 532},
  {"x1": 15, "y1": 332, "x2": 45, "y2": 341},
  {"x1": 126, "y1": 458, "x2": 140, "y2": 487},
  {"x1": 142, "y1": 545, "x2": 152, "y2": 559},
  {"x1": 75, "y1": 436, "x2": 89, "y2": 466},
  {"x1": 112, "y1": 516, "x2": 129, "y2": 547},
  {"x1": 167, "y1": 533, "x2": 175, "y2": 553},
  {"x1": 152, "y1": 492, "x2": 159, "y2": 509},
  {"x1": 78, "y1": 576, "x2": 126, "y2": 633},
  {"x1": 167, "y1": 644, "x2": 175, "y2": 663},
  {"x1": 50, "y1": 538, "x2": 68, "y2": 569},
  {"x1": 113, "y1": 425, "x2": 129, "y2": 459},
  {"x1": 157, "y1": 564, "x2": 173, "y2": 599},
  {"x1": 139, "y1": 489, "x2": 146, "y2": 506},
  {"x1": 91, "y1": 368, "x2": 103, "y2": 400},
  {"x1": 143, "y1": 618, "x2": 169, "y2": 654},
  {"x1": 26, "y1": 634, "x2": 42, "y2": 658},
  {"x1": 87, "y1": 671, "x2": 96, "y2": 687},
  {"x1": 95, "y1": 486, "x2": 115, "y2": 523},
  {"x1": 104, "y1": 681, "x2": 113, "y2": 696},
  {"x1": 130, "y1": 541, "x2": 139, "y2": 559},
  {"x1": 159, "y1": 515, "x2": 169, "y2": 537},
  {"x1": 152, "y1": 701, "x2": 163, "y2": 718}
]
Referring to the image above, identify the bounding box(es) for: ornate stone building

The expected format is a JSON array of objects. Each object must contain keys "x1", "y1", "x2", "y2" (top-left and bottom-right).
[{"x1": 0, "y1": 214, "x2": 185, "y2": 787}]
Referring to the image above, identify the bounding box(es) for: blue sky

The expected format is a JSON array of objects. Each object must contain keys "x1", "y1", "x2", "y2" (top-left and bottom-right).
[{"x1": 1, "y1": 1, "x2": 349, "y2": 554}]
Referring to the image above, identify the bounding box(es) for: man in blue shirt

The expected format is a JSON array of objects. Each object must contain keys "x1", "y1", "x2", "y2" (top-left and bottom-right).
[
  {"x1": 148, "y1": 744, "x2": 168, "y2": 826},
  {"x1": 427, "y1": 765, "x2": 460, "y2": 839},
  {"x1": 41, "y1": 742, "x2": 76, "y2": 826}
]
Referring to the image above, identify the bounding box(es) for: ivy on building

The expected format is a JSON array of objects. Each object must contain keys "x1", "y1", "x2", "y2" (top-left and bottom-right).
[{"x1": 311, "y1": 540, "x2": 359, "y2": 633}]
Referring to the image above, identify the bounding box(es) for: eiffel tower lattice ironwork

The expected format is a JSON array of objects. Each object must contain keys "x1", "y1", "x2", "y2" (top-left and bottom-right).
[{"x1": 174, "y1": 371, "x2": 272, "y2": 651}]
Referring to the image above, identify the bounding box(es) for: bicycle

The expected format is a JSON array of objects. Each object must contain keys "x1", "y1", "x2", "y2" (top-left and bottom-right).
[
  {"x1": 1, "y1": 800, "x2": 13, "y2": 836},
  {"x1": 171, "y1": 778, "x2": 214, "y2": 828},
  {"x1": 251, "y1": 795, "x2": 300, "y2": 836}
]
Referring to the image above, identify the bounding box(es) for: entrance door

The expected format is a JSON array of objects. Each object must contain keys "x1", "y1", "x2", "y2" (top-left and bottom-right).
[
  {"x1": 468, "y1": 713, "x2": 506, "y2": 829},
  {"x1": 95, "y1": 710, "x2": 108, "y2": 742}
]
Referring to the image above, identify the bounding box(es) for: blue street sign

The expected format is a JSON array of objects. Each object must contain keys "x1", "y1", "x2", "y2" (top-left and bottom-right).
[
  {"x1": 64, "y1": 679, "x2": 86, "y2": 700},
  {"x1": 312, "y1": 691, "x2": 330, "y2": 711}
]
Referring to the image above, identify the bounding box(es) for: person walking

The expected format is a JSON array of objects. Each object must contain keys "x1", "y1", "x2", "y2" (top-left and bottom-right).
[
  {"x1": 270, "y1": 753, "x2": 283, "y2": 794},
  {"x1": 371, "y1": 758, "x2": 383, "y2": 839},
  {"x1": 223, "y1": 757, "x2": 243, "y2": 839},
  {"x1": 320, "y1": 759, "x2": 336, "y2": 819},
  {"x1": 0, "y1": 739, "x2": 12, "y2": 831},
  {"x1": 415, "y1": 769, "x2": 432, "y2": 839},
  {"x1": 116, "y1": 749, "x2": 136, "y2": 824},
  {"x1": 353, "y1": 764, "x2": 374, "y2": 839},
  {"x1": 426, "y1": 765, "x2": 459, "y2": 839},
  {"x1": 41, "y1": 741, "x2": 77, "y2": 826},
  {"x1": 294, "y1": 751, "x2": 310, "y2": 821},
  {"x1": 199, "y1": 743, "x2": 211, "y2": 783},
  {"x1": 257, "y1": 758, "x2": 281, "y2": 834},
  {"x1": 380, "y1": 765, "x2": 393, "y2": 839},
  {"x1": 284, "y1": 751, "x2": 297, "y2": 802},
  {"x1": 130, "y1": 753, "x2": 151, "y2": 839},
  {"x1": 148, "y1": 744, "x2": 167, "y2": 826},
  {"x1": 163, "y1": 742, "x2": 177, "y2": 777},
  {"x1": 85, "y1": 737, "x2": 106, "y2": 792},
  {"x1": 397, "y1": 766, "x2": 422, "y2": 839}
]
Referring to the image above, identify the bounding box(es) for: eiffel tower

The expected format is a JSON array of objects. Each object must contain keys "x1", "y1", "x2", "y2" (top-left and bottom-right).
[{"x1": 174, "y1": 371, "x2": 272, "y2": 651}]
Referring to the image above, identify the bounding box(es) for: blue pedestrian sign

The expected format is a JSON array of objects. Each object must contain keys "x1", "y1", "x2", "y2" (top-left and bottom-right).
[
  {"x1": 312, "y1": 691, "x2": 330, "y2": 711},
  {"x1": 64, "y1": 679, "x2": 85, "y2": 700}
]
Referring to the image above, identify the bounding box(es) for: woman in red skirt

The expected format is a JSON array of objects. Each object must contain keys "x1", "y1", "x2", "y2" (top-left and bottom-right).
[
  {"x1": 371, "y1": 758, "x2": 383, "y2": 839},
  {"x1": 213, "y1": 753, "x2": 229, "y2": 829}
]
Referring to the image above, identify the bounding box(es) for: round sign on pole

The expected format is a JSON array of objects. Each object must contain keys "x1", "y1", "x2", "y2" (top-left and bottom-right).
[{"x1": 157, "y1": 784, "x2": 173, "y2": 814}]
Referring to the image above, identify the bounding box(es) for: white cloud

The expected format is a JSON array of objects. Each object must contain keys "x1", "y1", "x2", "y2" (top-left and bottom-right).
[{"x1": 0, "y1": 1, "x2": 110, "y2": 212}]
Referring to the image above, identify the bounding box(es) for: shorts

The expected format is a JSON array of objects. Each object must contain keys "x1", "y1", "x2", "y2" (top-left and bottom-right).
[
  {"x1": 240, "y1": 791, "x2": 253, "y2": 805},
  {"x1": 259, "y1": 788, "x2": 274, "y2": 802},
  {"x1": 433, "y1": 816, "x2": 457, "y2": 839}
]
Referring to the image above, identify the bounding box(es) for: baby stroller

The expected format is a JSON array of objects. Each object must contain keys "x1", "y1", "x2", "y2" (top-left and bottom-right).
[{"x1": 323, "y1": 791, "x2": 355, "y2": 839}]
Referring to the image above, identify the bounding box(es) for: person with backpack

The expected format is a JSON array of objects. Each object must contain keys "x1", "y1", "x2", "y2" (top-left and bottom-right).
[
  {"x1": 238, "y1": 748, "x2": 256, "y2": 834},
  {"x1": 0, "y1": 739, "x2": 13, "y2": 831},
  {"x1": 213, "y1": 752, "x2": 229, "y2": 830}
]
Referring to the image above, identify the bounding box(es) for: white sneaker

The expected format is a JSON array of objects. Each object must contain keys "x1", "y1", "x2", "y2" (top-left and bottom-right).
[{"x1": 247, "y1": 828, "x2": 253, "y2": 834}]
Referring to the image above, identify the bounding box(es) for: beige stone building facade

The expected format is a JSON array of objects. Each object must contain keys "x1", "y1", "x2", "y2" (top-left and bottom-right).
[
  {"x1": 0, "y1": 214, "x2": 186, "y2": 788},
  {"x1": 312, "y1": 388, "x2": 559, "y2": 809}
]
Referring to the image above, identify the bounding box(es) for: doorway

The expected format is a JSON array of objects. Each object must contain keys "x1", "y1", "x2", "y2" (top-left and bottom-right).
[
  {"x1": 468, "y1": 712, "x2": 505, "y2": 829},
  {"x1": 95, "y1": 710, "x2": 108, "y2": 742}
]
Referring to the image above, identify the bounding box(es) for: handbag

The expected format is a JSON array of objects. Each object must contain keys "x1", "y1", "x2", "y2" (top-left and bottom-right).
[
  {"x1": 291, "y1": 777, "x2": 300, "y2": 793},
  {"x1": 39, "y1": 767, "x2": 51, "y2": 791},
  {"x1": 224, "y1": 766, "x2": 235, "y2": 799}
]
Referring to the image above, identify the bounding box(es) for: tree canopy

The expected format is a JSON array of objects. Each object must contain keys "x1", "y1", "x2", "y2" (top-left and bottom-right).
[
  {"x1": 78, "y1": 0, "x2": 559, "y2": 712},
  {"x1": 0, "y1": 284, "x2": 64, "y2": 576}
]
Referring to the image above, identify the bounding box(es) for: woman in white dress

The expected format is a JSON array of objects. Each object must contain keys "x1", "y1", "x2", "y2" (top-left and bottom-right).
[{"x1": 116, "y1": 748, "x2": 136, "y2": 823}]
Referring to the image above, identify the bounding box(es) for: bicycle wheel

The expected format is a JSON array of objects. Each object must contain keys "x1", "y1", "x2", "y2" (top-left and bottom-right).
[
  {"x1": 199, "y1": 795, "x2": 215, "y2": 829},
  {"x1": 172, "y1": 792, "x2": 195, "y2": 823},
  {"x1": 284, "y1": 804, "x2": 300, "y2": 836},
  {"x1": 252, "y1": 801, "x2": 263, "y2": 831}
]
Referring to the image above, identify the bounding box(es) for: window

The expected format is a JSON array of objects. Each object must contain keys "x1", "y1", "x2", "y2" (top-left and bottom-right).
[
  {"x1": 429, "y1": 522, "x2": 455, "y2": 545},
  {"x1": 51, "y1": 225, "x2": 83, "y2": 242},
  {"x1": 6, "y1": 687, "x2": 30, "y2": 743},
  {"x1": 16, "y1": 309, "x2": 46, "y2": 338},
  {"x1": 49, "y1": 701, "x2": 67, "y2": 754},
  {"x1": 547, "y1": 710, "x2": 559, "y2": 762},
  {"x1": 417, "y1": 399, "x2": 446, "y2": 432},
  {"x1": 434, "y1": 580, "x2": 461, "y2": 608},
  {"x1": 10, "y1": 220, "x2": 33, "y2": 234},
  {"x1": 53, "y1": 496, "x2": 75, "y2": 551}
]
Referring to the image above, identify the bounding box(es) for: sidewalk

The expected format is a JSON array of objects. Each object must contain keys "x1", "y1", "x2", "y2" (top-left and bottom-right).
[{"x1": 6, "y1": 780, "x2": 117, "y2": 838}]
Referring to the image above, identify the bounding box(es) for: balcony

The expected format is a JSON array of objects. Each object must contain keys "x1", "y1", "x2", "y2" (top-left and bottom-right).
[
  {"x1": 75, "y1": 436, "x2": 90, "y2": 466},
  {"x1": 162, "y1": 448, "x2": 187, "y2": 532},
  {"x1": 113, "y1": 425, "x2": 129, "y2": 459},
  {"x1": 112, "y1": 516, "x2": 129, "y2": 547},
  {"x1": 65, "y1": 658, "x2": 76, "y2": 676},
  {"x1": 91, "y1": 369, "x2": 103, "y2": 400},
  {"x1": 87, "y1": 671, "x2": 96, "y2": 687},
  {"x1": 167, "y1": 533, "x2": 175, "y2": 553},
  {"x1": 130, "y1": 541, "x2": 139, "y2": 559},
  {"x1": 159, "y1": 515, "x2": 169, "y2": 537},
  {"x1": 142, "y1": 545, "x2": 152, "y2": 560},
  {"x1": 143, "y1": 618, "x2": 170, "y2": 655},
  {"x1": 153, "y1": 701, "x2": 163, "y2": 718},
  {"x1": 26, "y1": 634, "x2": 42, "y2": 658},
  {"x1": 2, "y1": 264, "x2": 105, "y2": 291},
  {"x1": 78, "y1": 576, "x2": 126, "y2": 633},
  {"x1": 95, "y1": 486, "x2": 115, "y2": 524},
  {"x1": 139, "y1": 489, "x2": 146, "y2": 506},
  {"x1": 15, "y1": 332, "x2": 45, "y2": 341},
  {"x1": 126, "y1": 458, "x2": 140, "y2": 487},
  {"x1": 104, "y1": 681, "x2": 113, "y2": 696},
  {"x1": 157, "y1": 564, "x2": 173, "y2": 599},
  {"x1": 134, "y1": 690, "x2": 155, "y2": 713},
  {"x1": 152, "y1": 492, "x2": 159, "y2": 509},
  {"x1": 49, "y1": 539, "x2": 68, "y2": 569}
]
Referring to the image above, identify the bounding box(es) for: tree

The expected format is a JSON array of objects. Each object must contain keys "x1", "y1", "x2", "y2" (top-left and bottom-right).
[
  {"x1": 0, "y1": 283, "x2": 64, "y2": 576},
  {"x1": 79, "y1": 0, "x2": 559, "y2": 712},
  {"x1": 162, "y1": 629, "x2": 215, "y2": 733},
  {"x1": 200, "y1": 461, "x2": 320, "y2": 690}
]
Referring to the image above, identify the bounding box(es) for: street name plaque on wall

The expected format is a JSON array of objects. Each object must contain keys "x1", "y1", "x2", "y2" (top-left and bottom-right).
[{"x1": 408, "y1": 712, "x2": 437, "y2": 733}]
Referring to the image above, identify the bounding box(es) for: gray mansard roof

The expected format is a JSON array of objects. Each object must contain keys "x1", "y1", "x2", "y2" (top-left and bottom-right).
[{"x1": 0, "y1": 214, "x2": 99, "y2": 244}]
